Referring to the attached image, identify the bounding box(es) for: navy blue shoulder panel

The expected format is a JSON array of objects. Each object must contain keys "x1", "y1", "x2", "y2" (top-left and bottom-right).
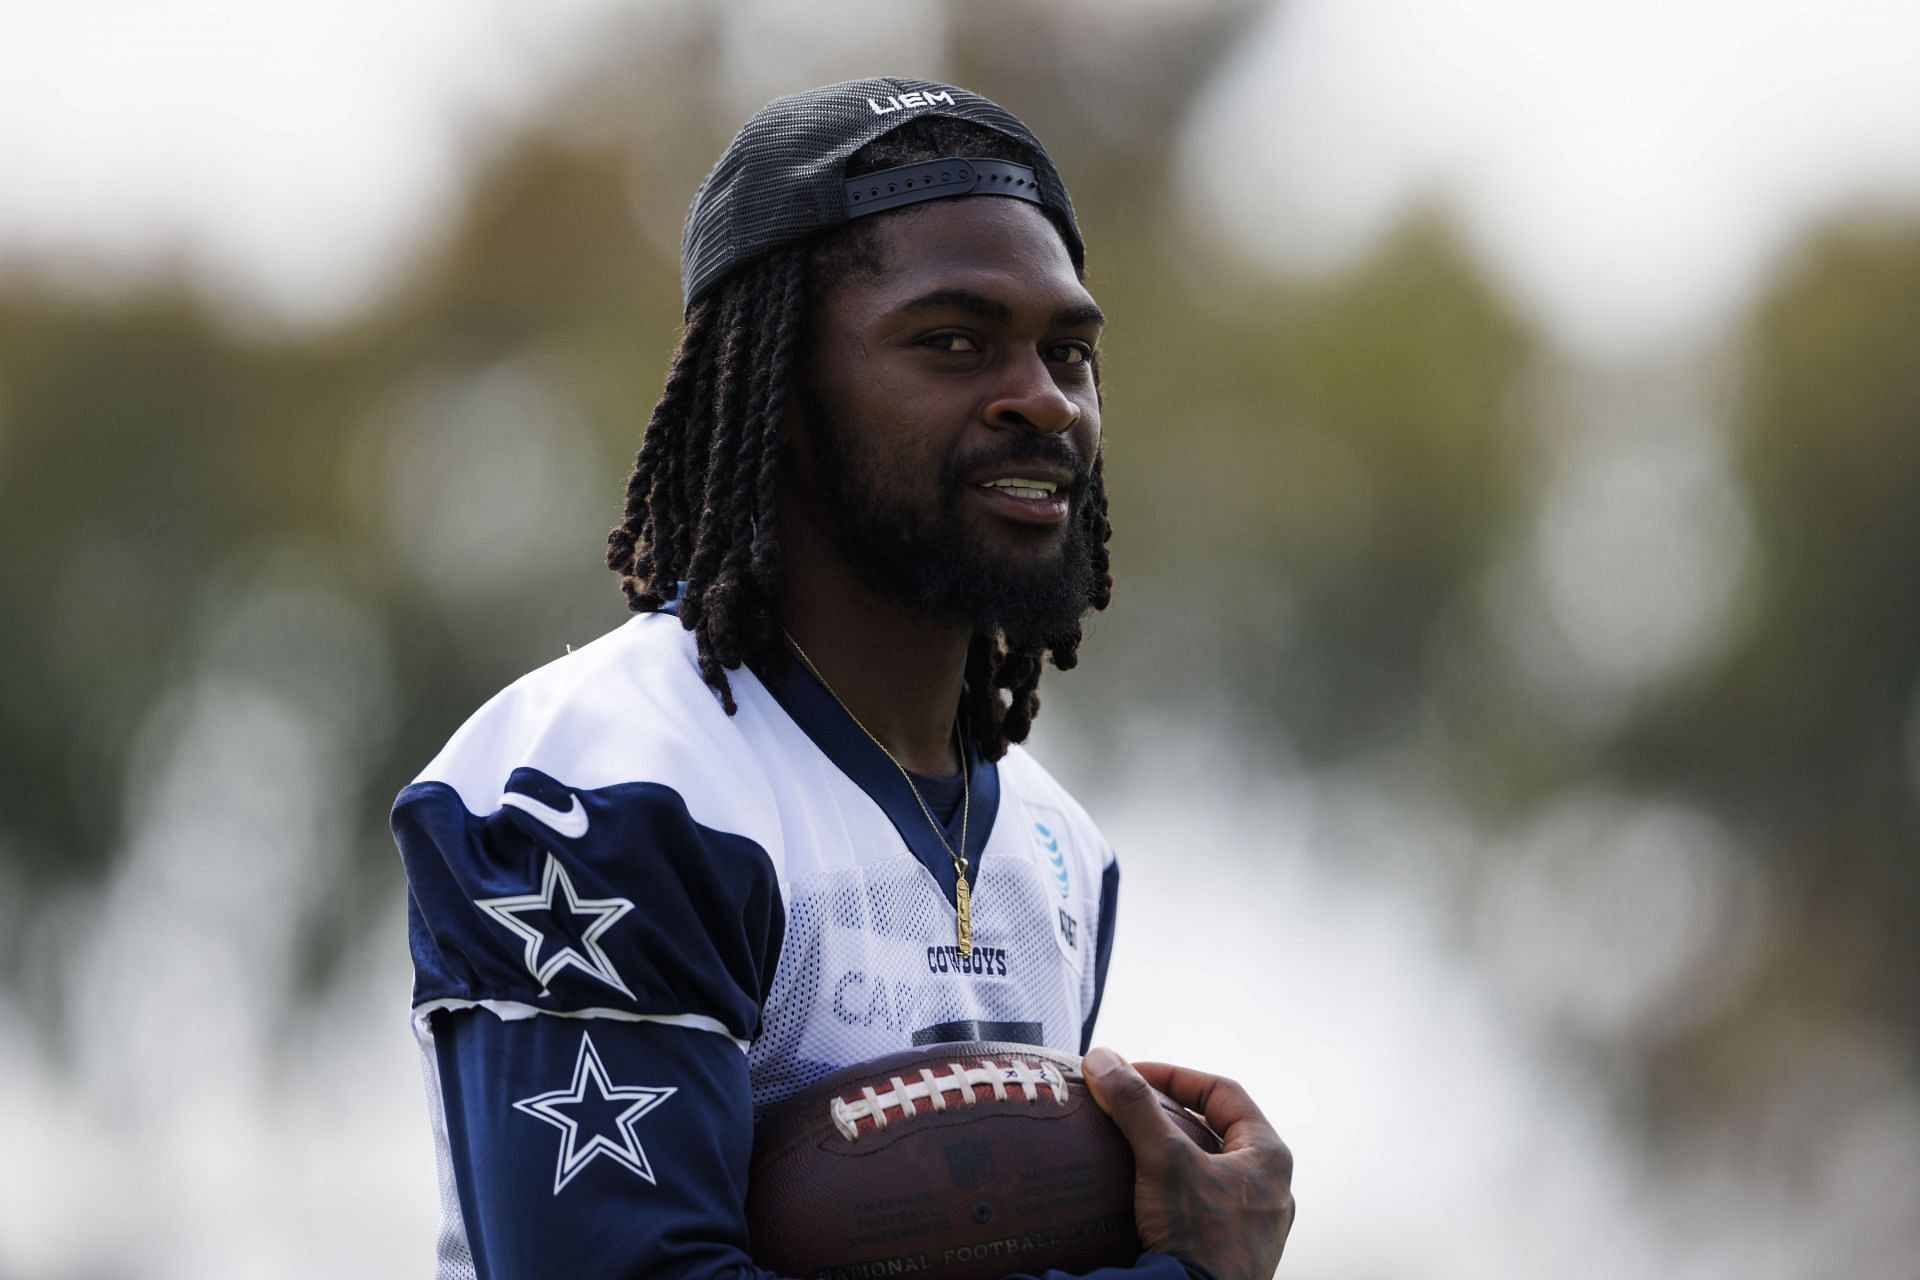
[
  {"x1": 394, "y1": 769, "x2": 784, "y2": 1042},
  {"x1": 1080, "y1": 859, "x2": 1121, "y2": 1054}
]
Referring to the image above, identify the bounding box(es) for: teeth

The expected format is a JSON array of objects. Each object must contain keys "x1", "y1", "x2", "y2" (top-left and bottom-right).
[{"x1": 981, "y1": 478, "x2": 1058, "y2": 499}]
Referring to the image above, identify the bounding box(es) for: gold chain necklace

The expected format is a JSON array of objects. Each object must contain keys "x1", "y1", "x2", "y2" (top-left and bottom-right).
[{"x1": 782, "y1": 628, "x2": 974, "y2": 957}]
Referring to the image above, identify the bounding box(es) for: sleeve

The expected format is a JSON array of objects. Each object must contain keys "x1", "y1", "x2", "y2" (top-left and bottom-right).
[
  {"x1": 395, "y1": 766, "x2": 788, "y2": 1279},
  {"x1": 425, "y1": 1007, "x2": 780, "y2": 1278}
]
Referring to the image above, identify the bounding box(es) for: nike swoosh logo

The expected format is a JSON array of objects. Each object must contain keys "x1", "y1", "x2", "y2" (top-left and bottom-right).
[{"x1": 501, "y1": 791, "x2": 589, "y2": 839}]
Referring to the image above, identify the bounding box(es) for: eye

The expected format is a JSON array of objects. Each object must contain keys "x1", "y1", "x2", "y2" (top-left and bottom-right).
[
  {"x1": 921, "y1": 332, "x2": 980, "y2": 353},
  {"x1": 1049, "y1": 341, "x2": 1095, "y2": 366}
]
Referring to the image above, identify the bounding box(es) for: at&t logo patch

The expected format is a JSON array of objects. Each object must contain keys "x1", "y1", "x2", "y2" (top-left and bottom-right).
[{"x1": 1034, "y1": 822, "x2": 1069, "y2": 899}]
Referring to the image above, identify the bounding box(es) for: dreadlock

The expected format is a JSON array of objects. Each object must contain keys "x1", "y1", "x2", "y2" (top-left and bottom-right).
[{"x1": 606, "y1": 118, "x2": 1113, "y2": 760}]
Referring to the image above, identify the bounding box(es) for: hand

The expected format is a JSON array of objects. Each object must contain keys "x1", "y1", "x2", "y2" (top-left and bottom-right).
[{"x1": 1082, "y1": 1047, "x2": 1295, "y2": 1280}]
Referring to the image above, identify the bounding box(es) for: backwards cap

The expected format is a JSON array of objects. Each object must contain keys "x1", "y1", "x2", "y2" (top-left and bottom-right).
[{"x1": 680, "y1": 76, "x2": 1084, "y2": 310}]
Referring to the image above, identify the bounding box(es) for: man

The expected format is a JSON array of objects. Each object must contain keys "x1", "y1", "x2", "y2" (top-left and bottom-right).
[{"x1": 392, "y1": 77, "x2": 1293, "y2": 1279}]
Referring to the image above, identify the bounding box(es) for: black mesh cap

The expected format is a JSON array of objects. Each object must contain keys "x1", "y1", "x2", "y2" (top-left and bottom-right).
[{"x1": 680, "y1": 77, "x2": 1084, "y2": 310}]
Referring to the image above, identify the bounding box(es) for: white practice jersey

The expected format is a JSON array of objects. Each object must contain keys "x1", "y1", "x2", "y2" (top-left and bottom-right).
[{"x1": 392, "y1": 612, "x2": 1141, "y2": 1280}]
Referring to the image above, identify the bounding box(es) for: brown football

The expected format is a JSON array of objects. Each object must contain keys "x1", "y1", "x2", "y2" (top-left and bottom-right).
[{"x1": 745, "y1": 1042, "x2": 1221, "y2": 1280}]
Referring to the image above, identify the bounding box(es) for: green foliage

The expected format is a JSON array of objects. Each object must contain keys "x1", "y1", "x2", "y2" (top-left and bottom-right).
[
  {"x1": 1617, "y1": 221, "x2": 1920, "y2": 1055},
  {"x1": 0, "y1": 295, "x2": 360, "y2": 879},
  {"x1": 1619, "y1": 219, "x2": 1920, "y2": 869},
  {"x1": 1074, "y1": 214, "x2": 1534, "y2": 755}
]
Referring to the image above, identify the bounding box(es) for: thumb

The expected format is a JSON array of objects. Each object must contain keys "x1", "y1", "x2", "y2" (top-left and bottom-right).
[{"x1": 1083, "y1": 1047, "x2": 1178, "y2": 1161}]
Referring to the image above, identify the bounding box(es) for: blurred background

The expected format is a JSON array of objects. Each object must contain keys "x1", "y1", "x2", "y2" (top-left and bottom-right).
[{"x1": 3, "y1": 1, "x2": 1918, "y2": 1276}]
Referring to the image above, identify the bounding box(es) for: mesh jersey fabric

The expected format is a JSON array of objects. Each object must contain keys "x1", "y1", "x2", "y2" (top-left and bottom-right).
[
  {"x1": 392, "y1": 611, "x2": 1131, "y2": 1278},
  {"x1": 747, "y1": 835, "x2": 1098, "y2": 1112},
  {"x1": 680, "y1": 76, "x2": 1084, "y2": 308}
]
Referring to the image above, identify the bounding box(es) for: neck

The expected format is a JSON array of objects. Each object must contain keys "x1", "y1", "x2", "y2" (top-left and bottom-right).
[{"x1": 779, "y1": 545, "x2": 971, "y2": 779}]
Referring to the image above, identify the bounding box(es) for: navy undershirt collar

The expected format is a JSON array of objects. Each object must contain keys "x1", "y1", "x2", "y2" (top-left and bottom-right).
[
  {"x1": 906, "y1": 766, "x2": 965, "y2": 828},
  {"x1": 760, "y1": 651, "x2": 997, "y2": 903}
]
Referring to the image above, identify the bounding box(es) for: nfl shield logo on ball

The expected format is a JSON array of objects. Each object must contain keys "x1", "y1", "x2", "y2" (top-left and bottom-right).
[{"x1": 944, "y1": 1138, "x2": 995, "y2": 1189}]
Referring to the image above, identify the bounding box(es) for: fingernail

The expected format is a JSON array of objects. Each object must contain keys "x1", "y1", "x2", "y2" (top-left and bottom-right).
[{"x1": 1084, "y1": 1047, "x2": 1123, "y2": 1078}]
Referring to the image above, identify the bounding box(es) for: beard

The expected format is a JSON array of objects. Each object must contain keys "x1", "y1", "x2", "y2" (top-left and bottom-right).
[{"x1": 802, "y1": 390, "x2": 1097, "y2": 650}]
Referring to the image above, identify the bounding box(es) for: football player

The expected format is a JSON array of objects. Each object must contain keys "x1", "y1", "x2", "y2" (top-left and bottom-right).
[{"x1": 392, "y1": 77, "x2": 1294, "y2": 1280}]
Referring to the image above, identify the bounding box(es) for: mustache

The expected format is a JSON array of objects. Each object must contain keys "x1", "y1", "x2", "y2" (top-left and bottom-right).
[{"x1": 941, "y1": 434, "x2": 1090, "y2": 492}]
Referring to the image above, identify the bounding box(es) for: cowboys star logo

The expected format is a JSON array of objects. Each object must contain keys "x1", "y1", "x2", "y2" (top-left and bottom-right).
[
  {"x1": 476, "y1": 852, "x2": 635, "y2": 998},
  {"x1": 514, "y1": 1031, "x2": 677, "y2": 1193}
]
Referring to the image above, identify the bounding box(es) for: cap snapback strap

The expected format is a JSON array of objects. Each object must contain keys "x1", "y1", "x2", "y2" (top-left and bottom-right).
[{"x1": 844, "y1": 157, "x2": 1044, "y2": 219}]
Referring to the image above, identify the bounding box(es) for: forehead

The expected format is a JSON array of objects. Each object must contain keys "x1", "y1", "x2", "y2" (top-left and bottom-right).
[{"x1": 830, "y1": 197, "x2": 1094, "y2": 321}]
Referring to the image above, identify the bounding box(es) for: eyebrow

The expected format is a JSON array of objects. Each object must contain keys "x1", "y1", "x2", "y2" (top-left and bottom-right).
[{"x1": 896, "y1": 288, "x2": 1105, "y2": 330}]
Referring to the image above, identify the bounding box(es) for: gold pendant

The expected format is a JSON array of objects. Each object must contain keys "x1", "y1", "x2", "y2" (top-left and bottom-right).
[{"x1": 955, "y1": 871, "x2": 972, "y2": 958}]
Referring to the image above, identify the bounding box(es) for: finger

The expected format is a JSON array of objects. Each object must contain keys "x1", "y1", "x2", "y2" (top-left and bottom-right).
[
  {"x1": 1133, "y1": 1061, "x2": 1281, "y2": 1156},
  {"x1": 1082, "y1": 1047, "x2": 1184, "y2": 1165}
]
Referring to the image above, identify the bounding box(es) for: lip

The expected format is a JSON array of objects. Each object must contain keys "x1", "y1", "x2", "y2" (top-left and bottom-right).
[{"x1": 971, "y1": 479, "x2": 1072, "y2": 525}]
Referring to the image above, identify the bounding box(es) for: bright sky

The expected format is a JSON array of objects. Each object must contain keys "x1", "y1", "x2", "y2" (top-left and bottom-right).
[
  {"x1": 0, "y1": 0, "x2": 638, "y2": 320},
  {"x1": 1183, "y1": 0, "x2": 1920, "y2": 353},
  {"x1": 3, "y1": 0, "x2": 1918, "y2": 353}
]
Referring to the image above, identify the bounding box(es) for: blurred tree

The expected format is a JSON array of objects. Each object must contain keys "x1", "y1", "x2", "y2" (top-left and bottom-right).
[
  {"x1": 0, "y1": 295, "x2": 360, "y2": 882},
  {"x1": 1070, "y1": 215, "x2": 1535, "y2": 759},
  {"x1": 1619, "y1": 218, "x2": 1920, "y2": 1075}
]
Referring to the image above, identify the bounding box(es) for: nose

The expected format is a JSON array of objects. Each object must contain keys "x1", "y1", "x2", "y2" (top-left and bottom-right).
[{"x1": 983, "y1": 352, "x2": 1081, "y2": 435}]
